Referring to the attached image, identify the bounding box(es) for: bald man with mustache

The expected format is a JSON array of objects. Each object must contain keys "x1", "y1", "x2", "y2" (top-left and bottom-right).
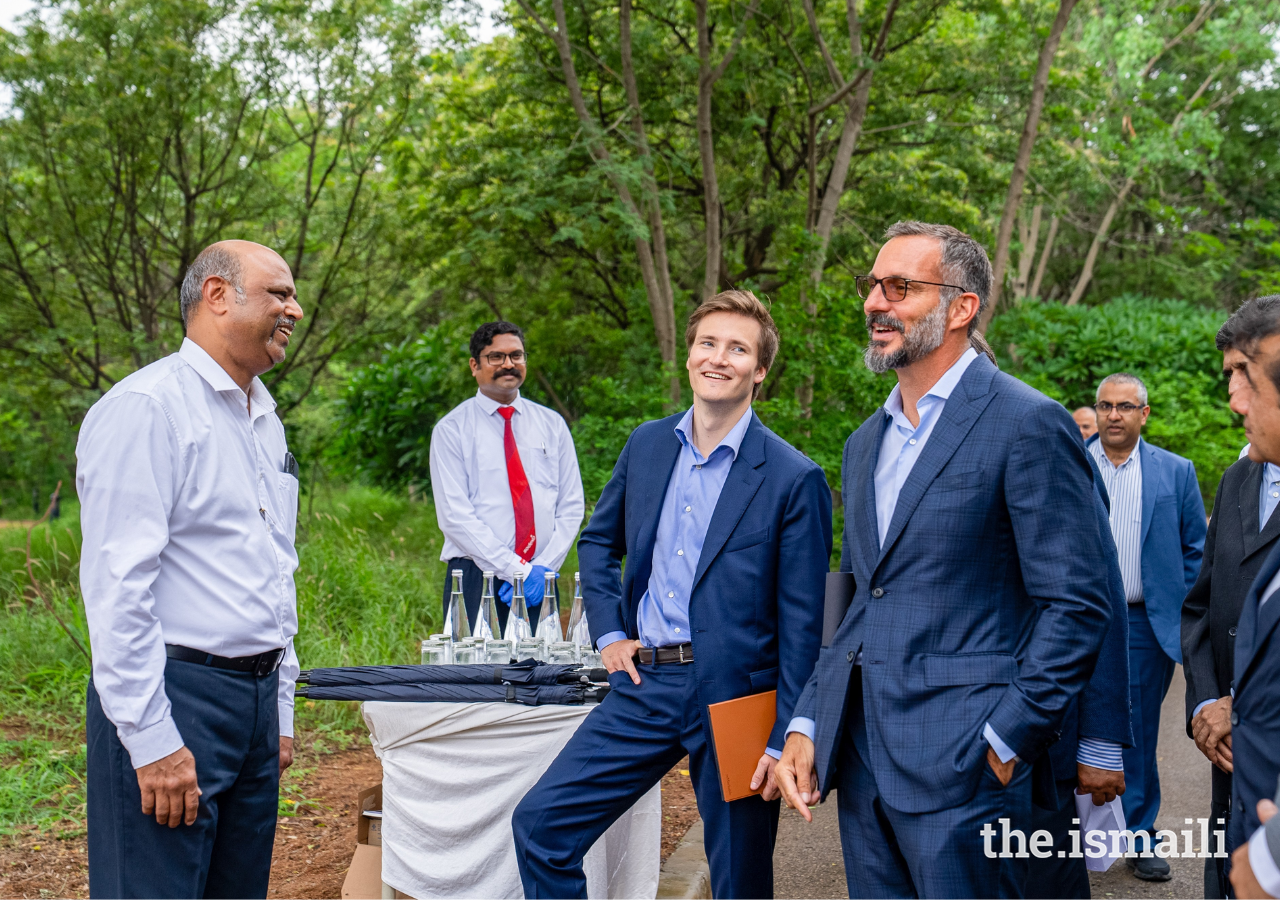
[{"x1": 78, "y1": 241, "x2": 305, "y2": 898}]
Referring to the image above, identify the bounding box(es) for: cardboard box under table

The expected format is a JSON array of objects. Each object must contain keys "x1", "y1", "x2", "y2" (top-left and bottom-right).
[{"x1": 361, "y1": 700, "x2": 661, "y2": 899}]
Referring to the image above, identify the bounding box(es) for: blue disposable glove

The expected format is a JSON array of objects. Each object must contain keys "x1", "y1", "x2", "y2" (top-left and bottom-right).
[
  {"x1": 498, "y1": 580, "x2": 513, "y2": 606},
  {"x1": 525, "y1": 566, "x2": 556, "y2": 606}
]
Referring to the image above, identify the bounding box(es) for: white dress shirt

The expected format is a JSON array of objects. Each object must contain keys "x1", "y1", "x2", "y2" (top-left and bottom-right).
[
  {"x1": 429, "y1": 390, "x2": 584, "y2": 581},
  {"x1": 77, "y1": 338, "x2": 301, "y2": 769},
  {"x1": 1088, "y1": 438, "x2": 1144, "y2": 603}
]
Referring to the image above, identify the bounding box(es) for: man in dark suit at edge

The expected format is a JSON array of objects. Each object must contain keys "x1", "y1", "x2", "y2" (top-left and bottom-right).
[
  {"x1": 775, "y1": 221, "x2": 1113, "y2": 898},
  {"x1": 512, "y1": 290, "x2": 832, "y2": 899},
  {"x1": 1183, "y1": 296, "x2": 1280, "y2": 898}
]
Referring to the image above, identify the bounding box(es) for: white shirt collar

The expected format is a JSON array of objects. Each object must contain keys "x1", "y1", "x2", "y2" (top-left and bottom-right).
[
  {"x1": 674, "y1": 405, "x2": 753, "y2": 461},
  {"x1": 883, "y1": 346, "x2": 980, "y2": 420},
  {"x1": 474, "y1": 388, "x2": 526, "y2": 417},
  {"x1": 1096, "y1": 437, "x2": 1142, "y2": 470},
  {"x1": 178, "y1": 338, "x2": 276, "y2": 415}
]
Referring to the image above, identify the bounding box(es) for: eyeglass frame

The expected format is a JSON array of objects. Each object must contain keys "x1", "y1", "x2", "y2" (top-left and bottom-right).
[
  {"x1": 856, "y1": 274, "x2": 970, "y2": 302},
  {"x1": 479, "y1": 350, "x2": 528, "y2": 366},
  {"x1": 1094, "y1": 401, "x2": 1146, "y2": 415}
]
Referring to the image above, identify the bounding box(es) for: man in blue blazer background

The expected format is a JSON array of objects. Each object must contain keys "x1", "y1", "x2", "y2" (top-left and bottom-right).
[
  {"x1": 511, "y1": 290, "x2": 832, "y2": 899},
  {"x1": 1086, "y1": 373, "x2": 1206, "y2": 879},
  {"x1": 776, "y1": 221, "x2": 1114, "y2": 898}
]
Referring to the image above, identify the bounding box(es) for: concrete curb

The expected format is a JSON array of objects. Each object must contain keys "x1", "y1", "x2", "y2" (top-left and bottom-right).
[{"x1": 657, "y1": 818, "x2": 711, "y2": 899}]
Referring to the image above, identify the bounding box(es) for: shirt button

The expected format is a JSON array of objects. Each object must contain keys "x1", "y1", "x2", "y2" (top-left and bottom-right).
[
  {"x1": 847, "y1": 651, "x2": 855, "y2": 662},
  {"x1": 695, "y1": 465, "x2": 702, "y2": 470},
  {"x1": 871, "y1": 587, "x2": 884, "y2": 598},
  {"x1": 675, "y1": 627, "x2": 681, "y2": 633},
  {"x1": 909, "y1": 439, "x2": 917, "y2": 445},
  {"x1": 685, "y1": 505, "x2": 691, "y2": 512},
  {"x1": 677, "y1": 550, "x2": 684, "y2": 556},
  {"x1": 668, "y1": 592, "x2": 675, "y2": 598},
  {"x1": 1230, "y1": 627, "x2": 1237, "y2": 637},
  {"x1": 1231, "y1": 711, "x2": 1239, "y2": 726}
]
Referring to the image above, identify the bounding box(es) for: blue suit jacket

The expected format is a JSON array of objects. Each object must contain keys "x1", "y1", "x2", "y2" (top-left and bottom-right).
[
  {"x1": 794, "y1": 355, "x2": 1113, "y2": 814},
  {"x1": 1046, "y1": 455, "x2": 1133, "y2": 797},
  {"x1": 1229, "y1": 539, "x2": 1280, "y2": 851},
  {"x1": 578, "y1": 412, "x2": 833, "y2": 751},
  {"x1": 1086, "y1": 435, "x2": 1206, "y2": 663}
]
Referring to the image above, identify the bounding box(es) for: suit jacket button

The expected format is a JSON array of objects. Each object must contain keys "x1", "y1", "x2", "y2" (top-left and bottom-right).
[
  {"x1": 1231, "y1": 712, "x2": 1239, "y2": 726},
  {"x1": 871, "y1": 587, "x2": 884, "y2": 598},
  {"x1": 1229, "y1": 627, "x2": 1237, "y2": 637},
  {"x1": 847, "y1": 651, "x2": 855, "y2": 662}
]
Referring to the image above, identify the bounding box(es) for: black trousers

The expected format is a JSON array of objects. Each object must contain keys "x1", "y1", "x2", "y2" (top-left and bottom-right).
[
  {"x1": 1206, "y1": 791, "x2": 1231, "y2": 899},
  {"x1": 87, "y1": 659, "x2": 281, "y2": 899},
  {"x1": 440, "y1": 556, "x2": 558, "y2": 635},
  {"x1": 1025, "y1": 778, "x2": 1091, "y2": 899}
]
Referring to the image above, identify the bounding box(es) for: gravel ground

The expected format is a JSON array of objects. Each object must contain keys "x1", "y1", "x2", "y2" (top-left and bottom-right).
[{"x1": 773, "y1": 665, "x2": 1214, "y2": 900}]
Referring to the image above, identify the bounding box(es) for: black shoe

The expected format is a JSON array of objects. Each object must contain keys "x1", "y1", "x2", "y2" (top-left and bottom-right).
[{"x1": 1126, "y1": 853, "x2": 1172, "y2": 882}]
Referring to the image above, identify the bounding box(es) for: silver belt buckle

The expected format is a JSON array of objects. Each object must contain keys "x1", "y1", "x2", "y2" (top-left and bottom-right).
[{"x1": 678, "y1": 644, "x2": 687, "y2": 663}]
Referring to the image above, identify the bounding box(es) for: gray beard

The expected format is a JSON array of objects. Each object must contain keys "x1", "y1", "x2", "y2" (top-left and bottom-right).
[{"x1": 863, "y1": 300, "x2": 949, "y2": 374}]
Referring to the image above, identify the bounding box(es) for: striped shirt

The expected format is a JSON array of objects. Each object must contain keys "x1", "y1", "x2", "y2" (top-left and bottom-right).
[{"x1": 1089, "y1": 438, "x2": 1144, "y2": 604}]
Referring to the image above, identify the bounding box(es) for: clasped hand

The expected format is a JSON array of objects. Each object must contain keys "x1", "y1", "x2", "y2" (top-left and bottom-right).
[{"x1": 1192, "y1": 696, "x2": 1233, "y2": 772}]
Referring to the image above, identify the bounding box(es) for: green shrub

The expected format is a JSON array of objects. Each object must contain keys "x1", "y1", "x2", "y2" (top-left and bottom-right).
[{"x1": 988, "y1": 296, "x2": 1241, "y2": 508}]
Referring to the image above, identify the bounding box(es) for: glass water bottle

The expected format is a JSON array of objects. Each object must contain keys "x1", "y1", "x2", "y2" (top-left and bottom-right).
[
  {"x1": 535, "y1": 570, "x2": 563, "y2": 645},
  {"x1": 445, "y1": 569, "x2": 470, "y2": 643},
  {"x1": 476, "y1": 571, "x2": 502, "y2": 642},
  {"x1": 505, "y1": 574, "x2": 534, "y2": 644},
  {"x1": 566, "y1": 571, "x2": 590, "y2": 650}
]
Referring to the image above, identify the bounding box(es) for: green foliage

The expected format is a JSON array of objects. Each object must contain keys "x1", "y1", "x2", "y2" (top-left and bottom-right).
[{"x1": 989, "y1": 296, "x2": 1241, "y2": 507}]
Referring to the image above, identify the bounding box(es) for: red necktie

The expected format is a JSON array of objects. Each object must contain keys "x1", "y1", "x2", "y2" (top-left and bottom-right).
[{"x1": 498, "y1": 406, "x2": 537, "y2": 563}]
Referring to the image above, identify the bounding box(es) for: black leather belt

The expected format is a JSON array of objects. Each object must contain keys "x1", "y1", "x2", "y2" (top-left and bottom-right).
[
  {"x1": 166, "y1": 644, "x2": 285, "y2": 677},
  {"x1": 637, "y1": 643, "x2": 694, "y2": 665}
]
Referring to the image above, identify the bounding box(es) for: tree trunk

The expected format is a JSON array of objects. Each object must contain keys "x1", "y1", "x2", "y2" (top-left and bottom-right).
[
  {"x1": 620, "y1": 0, "x2": 679, "y2": 403},
  {"x1": 980, "y1": 0, "x2": 1079, "y2": 331},
  {"x1": 1013, "y1": 204, "x2": 1042, "y2": 297},
  {"x1": 1066, "y1": 176, "x2": 1134, "y2": 305},
  {"x1": 1028, "y1": 214, "x2": 1059, "y2": 299},
  {"x1": 517, "y1": 0, "x2": 679, "y2": 399}
]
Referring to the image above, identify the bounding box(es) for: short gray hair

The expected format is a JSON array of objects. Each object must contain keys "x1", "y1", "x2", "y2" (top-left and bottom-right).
[
  {"x1": 180, "y1": 245, "x2": 244, "y2": 326},
  {"x1": 883, "y1": 220, "x2": 994, "y2": 336},
  {"x1": 1096, "y1": 372, "x2": 1148, "y2": 406}
]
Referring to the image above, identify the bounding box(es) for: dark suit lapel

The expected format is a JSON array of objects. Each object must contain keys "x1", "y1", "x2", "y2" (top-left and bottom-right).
[
  {"x1": 1238, "y1": 544, "x2": 1280, "y2": 693},
  {"x1": 857, "y1": 412, "x2": 890, "y2": 571},
  {"x1": 632, "y1": 421, "x2": 683, "y2": 581},
  {"x1": 1247, "y1": 464, "x2": 1280, "y2": 563},
  {"x1": 1241, "y1": 462, "x2": 1267, "y2": 559},
  {"x1": 876, "y1": 359, "x2": 997, "y2": 566},
  {"x1": 690, "y1": 417, "x2": 767, "y2": 594},
  {"x1": 1139, "y1": 440, "x2": 1158, "y2": 549}
]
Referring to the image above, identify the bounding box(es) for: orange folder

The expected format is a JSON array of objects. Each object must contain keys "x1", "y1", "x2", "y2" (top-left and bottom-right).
[{"x1": 706, "y1": 690, "x2": 777, "y2": 802}]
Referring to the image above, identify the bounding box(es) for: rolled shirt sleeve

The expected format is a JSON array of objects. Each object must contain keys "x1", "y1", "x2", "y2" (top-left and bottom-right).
[{"x1": 78, "y1": 393, "x2": 187, "y2": 769}]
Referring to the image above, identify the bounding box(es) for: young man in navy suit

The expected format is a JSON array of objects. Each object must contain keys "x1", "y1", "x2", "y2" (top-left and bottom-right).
[
  {"x1": 776, "y1": 221, "x2": 1114, "y2": 898},
  {"x1": 511, "y1": 291, "x2": 832, "y2": 899}
]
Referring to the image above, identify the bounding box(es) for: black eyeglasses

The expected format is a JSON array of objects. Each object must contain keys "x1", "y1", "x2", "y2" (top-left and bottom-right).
[
  {"x1": 856, "y1": 274, "x2": 968, "y2": 302},
  {"x1": 1095, "y1": 401, "x2": 1144, "y2": 415},
  {"x1": 482, "y1": 350, "x2": 527, "y2": 366}
]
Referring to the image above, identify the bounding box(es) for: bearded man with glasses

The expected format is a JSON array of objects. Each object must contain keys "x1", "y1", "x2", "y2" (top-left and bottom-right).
[
  {"x1": 429, "y1": 321, "x2": 585, "y2": 635},
  {"x1": 1086, "y1": 371, "x2": 1206, "y2": 881}
]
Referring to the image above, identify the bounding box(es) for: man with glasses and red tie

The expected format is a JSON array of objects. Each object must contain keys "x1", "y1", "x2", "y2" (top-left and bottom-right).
[
  {"x1": 429, "y1": 321, "x2": 584, "y2": 633},
  {"x1": 1086, "y1": 372, "x2": 1205, "y2": 881}
]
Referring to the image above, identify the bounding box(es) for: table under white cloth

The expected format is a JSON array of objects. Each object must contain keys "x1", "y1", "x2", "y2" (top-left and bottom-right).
[{"x1": 362, "y1": 701, "x2": 661, "y2": 899}]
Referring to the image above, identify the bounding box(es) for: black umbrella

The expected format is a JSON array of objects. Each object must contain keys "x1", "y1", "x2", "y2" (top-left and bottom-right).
[
  {"x1": 295, "y1": 681, "x2": 610, "y2": 706},
  {"x1": 297, "y1": 660, "x2": 607, "y2": 687}
]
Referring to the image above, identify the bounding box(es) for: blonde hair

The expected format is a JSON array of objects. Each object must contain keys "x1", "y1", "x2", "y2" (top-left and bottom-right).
[{"x1": 685, "y1": 290, "x2": 780, "y2": 400}]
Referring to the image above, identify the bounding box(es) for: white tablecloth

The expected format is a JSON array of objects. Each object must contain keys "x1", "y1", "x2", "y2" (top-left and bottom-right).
[{"x1": 362, "y1": 701, "x2": 661, "y2": 899}]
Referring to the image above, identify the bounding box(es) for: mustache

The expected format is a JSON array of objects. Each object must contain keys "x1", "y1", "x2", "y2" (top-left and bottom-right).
[
  {"x1": 274, "y1": 315, "x2": 296, "y2": 332},
  {"x1": 866, "y1": 312, "x2": 905, "y2": 334},
  {"x1": 494, "y1": 367, "x2": 521, "y2": 379}
]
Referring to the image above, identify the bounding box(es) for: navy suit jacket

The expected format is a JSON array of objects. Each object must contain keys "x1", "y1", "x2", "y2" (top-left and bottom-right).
[
  {"x1": 794, "y1": 355, "x2": 1113, "y2": 814},
  {"x1": 1229, "y1": 539, "x2": 1280, "y2": 851},
  {"x1": 1046, "y1": 454, "x2": 1133, "y2": 797},
  {"x1": 578, "y1": 411, "x2": 833, "y2": 751}
]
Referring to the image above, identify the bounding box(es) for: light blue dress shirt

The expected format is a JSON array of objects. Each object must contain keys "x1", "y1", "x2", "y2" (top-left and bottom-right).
[
  {"x1": 1262, "y1": 463, "x2": 1280, "y2": 532},
  {"x1": 595, "y1": 406, "x2": 753, "y2": 653}
]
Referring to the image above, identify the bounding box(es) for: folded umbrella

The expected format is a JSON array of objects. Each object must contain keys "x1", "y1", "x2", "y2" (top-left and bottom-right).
[
  {"x1": 295, "y1": 681, "x2": 610, "y2": 706},
  {"x1": 297, "y1": 660, "x2": 607, "y2": 687}
]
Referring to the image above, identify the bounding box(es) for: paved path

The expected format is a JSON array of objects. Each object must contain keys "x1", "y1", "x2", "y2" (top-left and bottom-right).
[{"x1": 774, "y1": 666, "x2": 1213, "y2": 899}]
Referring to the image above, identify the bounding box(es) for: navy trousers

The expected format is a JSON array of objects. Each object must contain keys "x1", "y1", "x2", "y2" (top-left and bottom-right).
[
  {"x1": 512, "y1": 663, "x2": 780, "y2": 899},
  {"x1": 1024, "y1": 779, "x2": 1090, "y2": 899},
  {"x1": 1121, "y1": 604, "x2": 1176, "y2": 836},
  {"x1": 87, "y1": 659, "x2": 281, "y2": 899},
  {"x1": 835, "y1": 674, "x2": 1033, "y2": 899}
]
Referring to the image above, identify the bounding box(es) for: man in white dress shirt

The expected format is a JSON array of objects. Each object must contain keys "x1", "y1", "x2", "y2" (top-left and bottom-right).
[
  {"x1": 78, "y1": 240, "x2": 304, "y2": 898},
  {"x1": 429, "y1": 321, "x2": 584, "y2": 634}
]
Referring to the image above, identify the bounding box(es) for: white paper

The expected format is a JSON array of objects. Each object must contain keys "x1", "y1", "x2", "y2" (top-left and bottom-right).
[{"x1": 1073, "y1": 793, "x2": 1128, "y2": 872}]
